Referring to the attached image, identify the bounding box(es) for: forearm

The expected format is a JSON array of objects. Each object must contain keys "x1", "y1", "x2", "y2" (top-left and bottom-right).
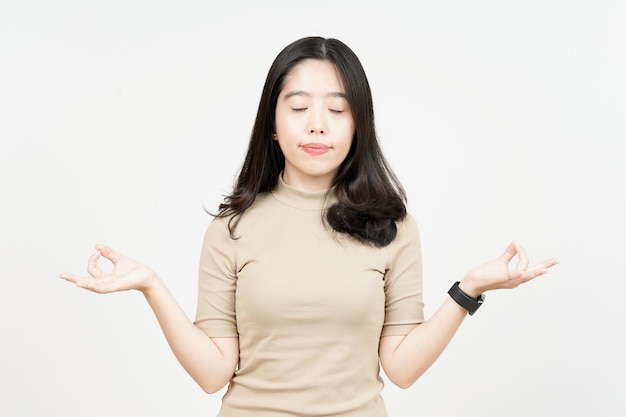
[
  {"x1": 382, "y1": 240, "x2": 559, "y2": 389},
  {"x1": 381, "y1": 295, "x2": 469, "y2": 388},
  {"x1": 142, "y1": 277, "x2": 238, "y2": 393}
]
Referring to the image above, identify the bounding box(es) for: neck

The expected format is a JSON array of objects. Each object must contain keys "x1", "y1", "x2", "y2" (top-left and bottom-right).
[{"x1": 281, "y1": 171, "x2": 334, "y2": 192}]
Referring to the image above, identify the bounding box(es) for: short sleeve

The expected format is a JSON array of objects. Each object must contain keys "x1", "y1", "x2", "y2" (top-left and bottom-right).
[
  {"x1": 381, "y1": 213, "x2": 425, "y2": 337},
  {"x1": 193, "y1": 216, "x2": 239, "y2": 338}
]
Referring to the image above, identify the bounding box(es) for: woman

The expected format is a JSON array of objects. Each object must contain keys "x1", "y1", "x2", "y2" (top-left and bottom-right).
[{"x1": 61, "y1": 36, "x2": 559, "y2": 417}]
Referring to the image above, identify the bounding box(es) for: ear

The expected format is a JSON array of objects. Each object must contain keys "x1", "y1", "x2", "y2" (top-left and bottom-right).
[{"x1": 273, "y1": 133, "x2": 278, "y2": 140}]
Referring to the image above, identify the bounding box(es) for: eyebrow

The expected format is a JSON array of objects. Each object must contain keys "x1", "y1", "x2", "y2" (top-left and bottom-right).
[{"x1": 283, "y1": 91, "x2": 347, "y2": 99}]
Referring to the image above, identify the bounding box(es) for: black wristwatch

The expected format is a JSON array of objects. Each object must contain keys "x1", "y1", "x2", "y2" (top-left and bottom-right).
[{"x1": 448, "y1": 281, "x2": 485, "y2": 316}]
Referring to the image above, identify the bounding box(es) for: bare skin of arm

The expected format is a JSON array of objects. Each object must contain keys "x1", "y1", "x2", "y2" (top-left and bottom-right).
[
  {"x1": 60, "y1": 244, "x2": 239, "y2": 394},
  {"x1": 379, "y1": 240, "x2": 560, "y2": 388}
]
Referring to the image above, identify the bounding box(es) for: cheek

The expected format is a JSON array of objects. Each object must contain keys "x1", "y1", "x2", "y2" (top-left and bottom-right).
[
  {"x1": 274, "y1": 111, "x2": 298, "y2": 135},
  {"x1": 274, "y1": 104, "x2": 287, "y2": 130},
  {"x1": 336, "y1": 132, "x2": 354, "y2": 159},
  {"x1": 340, "y1": 121, "x2": 356, "y2": 145}
]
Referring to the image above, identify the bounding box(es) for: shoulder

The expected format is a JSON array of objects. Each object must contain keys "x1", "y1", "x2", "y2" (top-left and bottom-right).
[
  {"x1": 202, "y1": 215, "x2": 232, "y2": 248},
  {"x1": 385, "y1": 212, "x2": 422, "y2": 257},
  {"x1": 205, "y1": 191, "x2": 275, "y2": 236},
  {"x1": 395, "y1": 212, "x2": 421, "y2": 241}
]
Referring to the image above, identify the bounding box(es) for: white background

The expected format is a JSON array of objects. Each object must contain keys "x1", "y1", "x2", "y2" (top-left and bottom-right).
[{"x1": 1, "y1": 1, "x2": 624, "y2": 416}]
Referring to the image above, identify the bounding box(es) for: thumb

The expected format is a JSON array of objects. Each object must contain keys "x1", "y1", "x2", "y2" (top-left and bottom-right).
[{"x1": 95, "y1": 244, "x2": 123, "y2": 264}]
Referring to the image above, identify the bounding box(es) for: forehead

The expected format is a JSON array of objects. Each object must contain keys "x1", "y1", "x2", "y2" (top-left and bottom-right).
[{"x1": 281, "y1": 59, "x2": 346, "y2": 95}]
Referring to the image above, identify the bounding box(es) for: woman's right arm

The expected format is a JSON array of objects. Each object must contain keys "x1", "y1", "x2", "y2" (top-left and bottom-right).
[{"x1": 60, "y1": 244, "x2": 239, "y2": 394}]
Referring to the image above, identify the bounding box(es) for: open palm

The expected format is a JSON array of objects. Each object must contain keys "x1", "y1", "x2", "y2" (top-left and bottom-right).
[
  {"x1": 60, "y1": 244, "x2": 156, "y2": 294},
  {"x1": 463, "y1": 240, "x2": 560, "y2": 295}
]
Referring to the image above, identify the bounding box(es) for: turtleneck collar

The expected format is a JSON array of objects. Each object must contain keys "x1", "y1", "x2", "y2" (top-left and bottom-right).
[{"x1": 271, "y1": 174, "x2": 337, "y2": 211}]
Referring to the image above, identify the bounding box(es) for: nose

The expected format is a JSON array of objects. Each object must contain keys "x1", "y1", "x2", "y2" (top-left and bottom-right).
[{"x1": 308, "y1": 104, "x2": 326, "y2": 135}]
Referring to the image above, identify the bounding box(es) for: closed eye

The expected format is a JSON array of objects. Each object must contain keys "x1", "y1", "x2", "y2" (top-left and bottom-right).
[
  {"x1": 329, "y1": 109, "x2": 344, "y2": 114},
  {"x1": 292, "y1": 108, "x2": 307, "y2": 112}
]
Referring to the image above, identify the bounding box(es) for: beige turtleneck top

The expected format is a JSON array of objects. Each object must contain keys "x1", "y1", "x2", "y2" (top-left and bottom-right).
[{"x1": 194, "y1": 177, "x2": 424, "y2": 417}]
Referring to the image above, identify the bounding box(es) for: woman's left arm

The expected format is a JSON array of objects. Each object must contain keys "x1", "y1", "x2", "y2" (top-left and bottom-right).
[{"x1": 379, "y1": 240, "x2": 559, "y2": 389}]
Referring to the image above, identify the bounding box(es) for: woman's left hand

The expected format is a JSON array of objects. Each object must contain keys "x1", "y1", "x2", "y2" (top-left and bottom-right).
[{"x1": 459, "y1": 241, "x2": 560, "y2": 297}]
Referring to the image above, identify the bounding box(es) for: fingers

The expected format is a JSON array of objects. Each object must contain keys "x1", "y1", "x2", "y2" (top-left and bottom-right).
[
  {"x1": 59, "y1": 272, "x2": 120, "y2": 294},
  {"x1": 500, "y1": 241, "x2": 518, "y2": 263},
  {"x1": 84, "y1": 244, "x2": 122, "y2": 278},
  {"x1": 500, "y1": 240, "x2": 528, "y2": 271},
  {"x1": 513, "y1": 241, "x2": 529, "y2": 272},
  {"x1": 545, "y1": 257, "x2": 561, "y2": 268},
  {"x1": 519, "y1": 257, "x2": 560, "y2": 282},
  {"x1": 59, "y1": 272, "x2": 103, "y2": 292},
  {"x1": 60, "y1": 243, "x2": 118, "y2": 292},
  {"x1": 75, "y1": 277, "x2": 118, "y2": 294},
  {"x1": 87, "y1": 250, "x2": 103, "y2": 278},
  {"x1": 530, "y1": 257, "x2": 560, "y2": 273},
  {"x1": 60, "y1": 244, "x2": 131, "y2": 294},
  {"x1": 495, "y1": 240, "x2": 560, "y2": 289},
  {"x1": 95, "y1": 244, "x2": 122, "y2": 264},
  {"x1": 59, "y1": 273, "x2": 119, "y2": 294},
  {"x1": 59, "y1": 272, "x2": 83, "y2": 285}
]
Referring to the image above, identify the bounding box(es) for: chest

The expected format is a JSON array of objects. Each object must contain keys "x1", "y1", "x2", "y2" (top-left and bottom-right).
[{"x1": 233, "y1": 212, "x2": 388, "y2": 330}]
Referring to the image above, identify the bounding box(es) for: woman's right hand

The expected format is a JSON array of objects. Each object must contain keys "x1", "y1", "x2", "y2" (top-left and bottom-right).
[{"x1": 60, "y1": 244, "x2": 157, "y2": 294}]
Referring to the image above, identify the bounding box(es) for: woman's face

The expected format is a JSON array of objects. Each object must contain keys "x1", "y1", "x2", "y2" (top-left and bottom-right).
[{"x1": 274, "y1": 59, "x2": 355, "y2": 191}]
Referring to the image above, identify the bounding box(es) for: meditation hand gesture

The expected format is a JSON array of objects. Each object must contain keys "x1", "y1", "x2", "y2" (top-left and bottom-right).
[
  {"x1": 460, "y1": 240, "x2": 560, "y2": 297},
  {"x1": 60, "y1": 244, "x2": 156, "y2": 294}
]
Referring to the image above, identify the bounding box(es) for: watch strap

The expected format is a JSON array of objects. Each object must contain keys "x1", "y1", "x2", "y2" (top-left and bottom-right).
[{"x1": 448, "y1": 281, "x2": 485, "y2": 316}]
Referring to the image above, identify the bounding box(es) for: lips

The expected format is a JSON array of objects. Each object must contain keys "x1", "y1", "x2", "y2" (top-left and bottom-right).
[{"x1": 301, "y1": 143, "x2": 330, "y2": 155}]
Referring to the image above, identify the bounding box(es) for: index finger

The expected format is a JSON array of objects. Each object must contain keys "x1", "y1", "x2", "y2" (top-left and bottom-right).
[
  {"x1": 513, "y1": 241, "x2": 529, "y2": 272},
  {"x1": 87, "y1": 250, "x2": 103, "y2": 278},
  {"x1": 501, "y1": 241, "x2": 529, "y2": 271}
]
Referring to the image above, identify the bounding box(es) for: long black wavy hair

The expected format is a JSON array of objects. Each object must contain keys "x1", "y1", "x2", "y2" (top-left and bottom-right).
[{"x1": 216, "y1": 36, "x2": 407, "y2": 247}]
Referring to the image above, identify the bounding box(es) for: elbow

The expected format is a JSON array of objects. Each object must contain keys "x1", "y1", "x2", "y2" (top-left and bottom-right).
[
  {"x1": 192, "y1": 358, "x2": 237, "y2": 395},
  {"x1": 201, "y1": 386, "x2": 220, "y2": 395},
  {"x1": 200, "y1": 381, "x2": 228, "y2": 394},
  {"x1": 389, "y1": 375, "x2": 418, "y2": 390},
  {"x1": 383, "y1": 363, "x2": 424, "y2": 389},
  {"x1": 396, "y1": 381, "x2": 415, "y2": 390},
  {"x1": 197, "y1": 372, "x2": 232, "y2": 395}
]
